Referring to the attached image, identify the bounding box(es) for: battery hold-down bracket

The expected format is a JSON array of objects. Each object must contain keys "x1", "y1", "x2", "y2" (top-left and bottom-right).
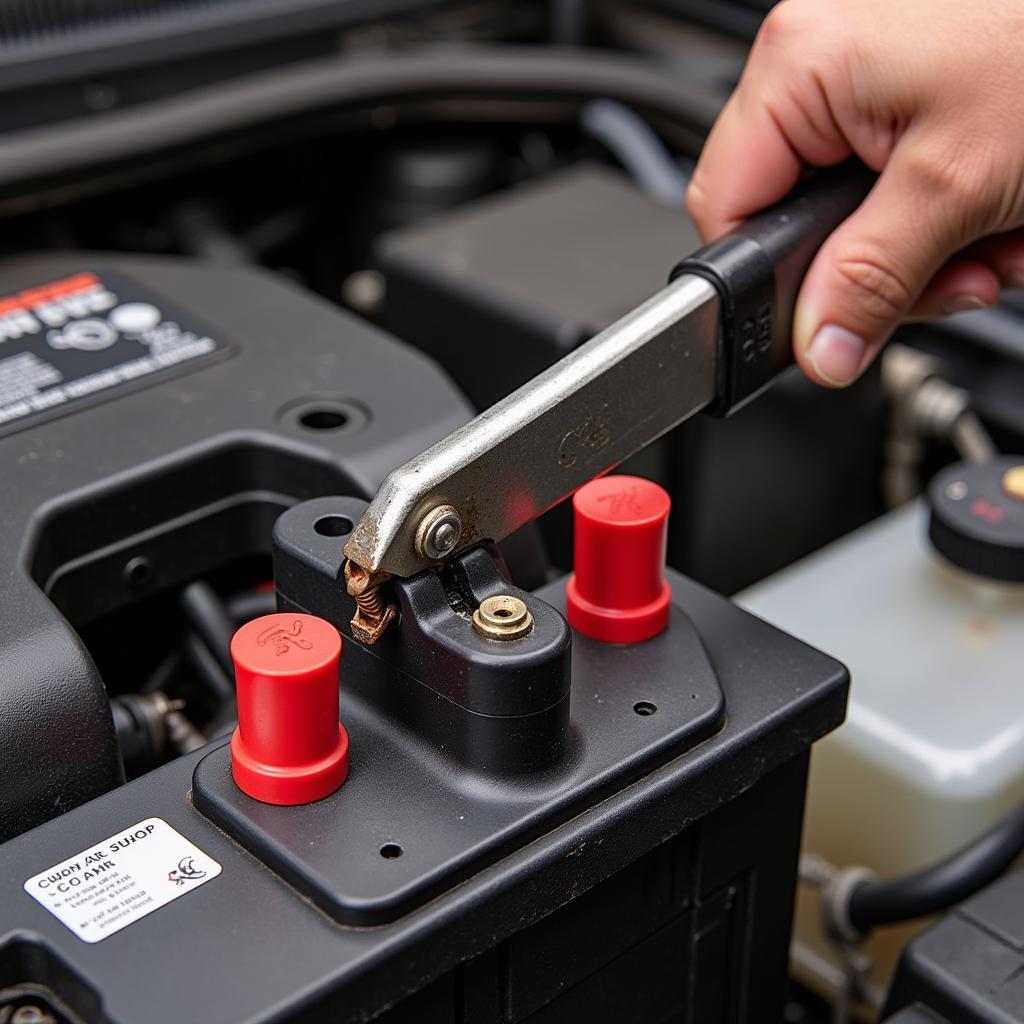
[{"x1": 192, "y1": 496, "x2": 727, "y2": 925}]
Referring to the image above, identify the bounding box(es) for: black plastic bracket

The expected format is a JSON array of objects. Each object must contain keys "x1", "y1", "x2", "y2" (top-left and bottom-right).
[
  {"x1": 192, "y1": 496, "x2": 726, "y2": 925},
  {"x1": 269, "y1": 496, "x2": 572, "y2": 774}
]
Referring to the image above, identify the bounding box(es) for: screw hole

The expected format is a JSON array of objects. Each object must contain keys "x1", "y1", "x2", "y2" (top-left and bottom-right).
[
  {"x1": 300, "y1": 408, "x2": 350, "y2": 431},
  {"x1": 633, "y1": 700, "x2": 657, "y2": 716},
  {"x1": 494, "y1": 608, "x2": 512, "y2": 617},
  {"x1": 380, "y1": 843, "x2": 403, "y2": 859},
  {"x1": 123, "y1": 556, "x2": 153, "y2": 589},
  {"x1": 314, "y1": 515, "x2": 353, "y2": 537}
]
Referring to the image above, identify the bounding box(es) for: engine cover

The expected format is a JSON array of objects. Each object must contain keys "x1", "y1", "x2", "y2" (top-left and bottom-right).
[{"x1": 0, "y1": 253, "x2": 472, "y2": 842}]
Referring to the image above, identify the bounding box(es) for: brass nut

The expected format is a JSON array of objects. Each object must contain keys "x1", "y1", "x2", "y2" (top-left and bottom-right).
[{"x1": 472, "y1": 595, "x2": 534, "y2": 641}]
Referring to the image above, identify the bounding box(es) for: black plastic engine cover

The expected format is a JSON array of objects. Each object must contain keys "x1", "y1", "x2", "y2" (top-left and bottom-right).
[
  {"x1": 884, "y1": 869, "x2": 1024, "y2": 1022},
  {"x1": 0, "y1": 252, "x2": 472, "y2": 842}
]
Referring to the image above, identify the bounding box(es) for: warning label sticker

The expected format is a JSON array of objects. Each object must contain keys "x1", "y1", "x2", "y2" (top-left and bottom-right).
[
  {"x1": 23, "y1": 818, "x2": 222, "y2": 943},
  {"x1": 0, "y1": 270, "x2": 228, "y2": 436}
]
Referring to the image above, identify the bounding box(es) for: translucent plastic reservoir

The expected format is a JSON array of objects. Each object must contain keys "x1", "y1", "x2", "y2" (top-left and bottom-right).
[{"x1": 738, "y1": 500, "x2": 1024, "y2": 997}]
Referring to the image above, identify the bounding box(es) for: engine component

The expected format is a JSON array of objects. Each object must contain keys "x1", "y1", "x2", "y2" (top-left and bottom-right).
[
  {"x1": 929, "y1": 458, "x2": 1024, "y2": 582},
  {"x1": 2, "y1": 4, "x2": 1018, "y2": 1021},
  {"x1": 0, "y1": 241, "x2": 852, "y2": 1014},
  {"x1": 375, "y1": 163, "x2": 707, "y2": 410},
  {"x1": 276, "y1": 497, "x2": 576, "y2": 777},
  {"x1": 0, "y1": 0, "x2": 468, "y2": 134},
  {"x1": 881, "y1": 344, "x2": 997, "y2": 508},
  {"x1": 884, "y1": 869, "x2": 1024, "y2": 1022},
  {"x1": 741, "y1": 476, "x2": 1024, "y2": 1002},
  {"x1": 0, "y1": 488, "x2": 847, "y2": 1021},
  {"x1": 847, "y1": 804, "x2": 1024, "y2": 935},
  {"x1": 0, "y1": 252, "x2": 471, "y2": 842},
  {"x1": 109, "y1": 692, "x2": 185, "y2": 776}
]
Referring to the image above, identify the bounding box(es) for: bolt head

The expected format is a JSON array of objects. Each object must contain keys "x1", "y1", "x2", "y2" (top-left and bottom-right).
[
  {"x1": 415, "y1": 504, "x2": 463, "y2": 561},
  {"x1": 433, "y1": 522, "x2": 457, "y2": 554}
]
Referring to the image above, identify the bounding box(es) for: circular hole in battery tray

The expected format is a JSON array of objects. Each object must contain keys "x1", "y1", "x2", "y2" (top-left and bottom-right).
[
  {"x1": 123, "y1": 556, "x2": 153, "y2": 589},
  {"x1": 314, "y1": 515, "x2": 353, "y2": 538},
  {"x1": 380, "y1": 843, "x2": 403, "y2": 860},
  {"x1": 300, "y1": 408, "x2": 349, "y2": 430},
  {"x1": 633, "y1": 701, "x2": 658, "y2": 716},
  {"x1": 275, "y1": 396, "x2": 369, "y2": 436}
]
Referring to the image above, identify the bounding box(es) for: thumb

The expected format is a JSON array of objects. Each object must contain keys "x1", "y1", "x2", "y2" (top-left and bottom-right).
[{"x1": 793, "y1": 144, "x2": 996, "y2": 387}]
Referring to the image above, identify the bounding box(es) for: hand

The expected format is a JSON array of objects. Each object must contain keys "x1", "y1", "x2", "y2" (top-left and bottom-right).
[{"x1": 687, "y1": 0, "x2": 1024, "y2": 387}]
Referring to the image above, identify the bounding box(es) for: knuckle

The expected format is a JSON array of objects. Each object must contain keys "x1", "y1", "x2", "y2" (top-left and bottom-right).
[
  {"x1": 756, "y1": 2, "x2": 813, "y2": 51},
  {"x1": 912, "y1": 151, "x2": 981, "y2": 208},
  {"x1": 832, "y1": 248, "x2": 914, "y2": 322},
  {"x1": 685, "y1": 176, "x2": 710, "y2": 227},
  {"x1": 902, "y1": 144, "x2": 1005, "y2": 244},
  {"x1": 909, "y1": 145, "x2": 987, "y2": 219}
]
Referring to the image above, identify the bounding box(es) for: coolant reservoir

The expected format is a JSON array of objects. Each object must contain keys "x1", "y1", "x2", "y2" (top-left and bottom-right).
[{"x1": 738, "y1": 458, "x2": 1024, "y2": 1000}]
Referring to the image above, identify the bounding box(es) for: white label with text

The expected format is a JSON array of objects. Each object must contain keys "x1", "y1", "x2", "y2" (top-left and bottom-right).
[{"x1": 23, "y1": 817, "x2": 222, "y2": 943}]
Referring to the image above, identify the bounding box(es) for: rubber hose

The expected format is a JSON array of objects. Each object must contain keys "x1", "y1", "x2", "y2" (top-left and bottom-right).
[
  {"x1": 580, "y1": 98, "x2": 689, "y2": 207},
  {"x1": 848, "y1": 805, "x2": 1024, "y2": 932},
  {"x1": 0, "y1": 46, "x2": 724, "y2": 205},
  {"x1": 180, "y1": 581, "x2": 236, "y2": 676}
]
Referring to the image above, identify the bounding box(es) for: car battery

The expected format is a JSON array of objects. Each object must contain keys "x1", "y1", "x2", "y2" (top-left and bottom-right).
[{"x1": 0, "y1": 253, "x2": 848, "y2": 1023}]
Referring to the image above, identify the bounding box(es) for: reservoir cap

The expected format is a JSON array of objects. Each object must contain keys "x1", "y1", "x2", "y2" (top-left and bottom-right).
[{"x1": 928, "y1": 459, "x2": 1024, "y2": 583}]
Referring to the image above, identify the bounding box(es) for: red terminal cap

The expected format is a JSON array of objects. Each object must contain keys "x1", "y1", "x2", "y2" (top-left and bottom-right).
[
  {"x1": 230, "y1": 613, "x2": 349, "y2": 805},
  {"x1": 566, "y1": 475, "x2": 671, "y2": 643}
]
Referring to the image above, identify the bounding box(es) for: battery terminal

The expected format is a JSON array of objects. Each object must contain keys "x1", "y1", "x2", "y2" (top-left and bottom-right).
[{"x1": 472, "y1": 594, "x2": 534, "y2": 641}]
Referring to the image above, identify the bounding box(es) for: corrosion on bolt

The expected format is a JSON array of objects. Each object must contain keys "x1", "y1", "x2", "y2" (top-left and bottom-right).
[
  {"x1": 345, "y1": 560, "x2": 397, "y2": 645},
  {"x1": 472, "y1": 594, "x2": 534, "y2": 641}
]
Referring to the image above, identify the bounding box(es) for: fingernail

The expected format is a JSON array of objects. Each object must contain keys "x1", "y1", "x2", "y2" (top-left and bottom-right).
[
  {"x1": 941, "y1": 294, "x2": 989, "y2": 315},
  {"x1": 806, "y1": 324, "x2": 866, "y2": 386}
]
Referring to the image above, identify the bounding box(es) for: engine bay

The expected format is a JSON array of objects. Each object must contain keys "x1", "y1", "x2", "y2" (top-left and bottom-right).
[{"x1": 0, "y1": 4, "x2": 1022, "y2": 1023}]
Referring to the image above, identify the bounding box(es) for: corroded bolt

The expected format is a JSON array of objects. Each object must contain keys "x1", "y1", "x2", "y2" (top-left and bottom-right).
[
  {"x1": 472, "y1": 594, "x2": 534, "y2": 641},
  {"x1": 345, "y1": 561, "x2": 397, "y2": 645}
]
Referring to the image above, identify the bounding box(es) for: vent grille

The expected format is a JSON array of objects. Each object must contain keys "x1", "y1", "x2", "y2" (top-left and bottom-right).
[{"x1": 0, "y1": 0, "x2": 259, "y2": 44}]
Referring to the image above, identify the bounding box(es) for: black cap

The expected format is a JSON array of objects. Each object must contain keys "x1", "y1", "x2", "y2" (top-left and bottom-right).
[{"x1": 928, "y1": 458, "x2": 1024, "y2": 583}]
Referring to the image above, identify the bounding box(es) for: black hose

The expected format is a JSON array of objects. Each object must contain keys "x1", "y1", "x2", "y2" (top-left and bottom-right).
[
  {"x1": 226, "y1": 588, "x2": 276, "y2": 624},
  {"x1": 180, "y1": 581, "x2": 236, "y2": 677},
  {"x1": 0, "y1": 45, "x2": 724, "y2": 209},
  {"x1": 579, "y1": 98, "x2": 689, "y2": 208},
  {"x1": 847, "y1": 805, "x2": 1024, "y2": 932},
  {"x1": 168, "y1": 199, "x2": 256, "y2": 264},
  {"x1": 182, "y1": 630, "x2": 234, "y2": 704},
  {"x1": 140, "y1": 648, "x2": 181, "y2": 695},
  {"x1": 549, "y1": 0, "x2": 588, "y2": 45}
]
